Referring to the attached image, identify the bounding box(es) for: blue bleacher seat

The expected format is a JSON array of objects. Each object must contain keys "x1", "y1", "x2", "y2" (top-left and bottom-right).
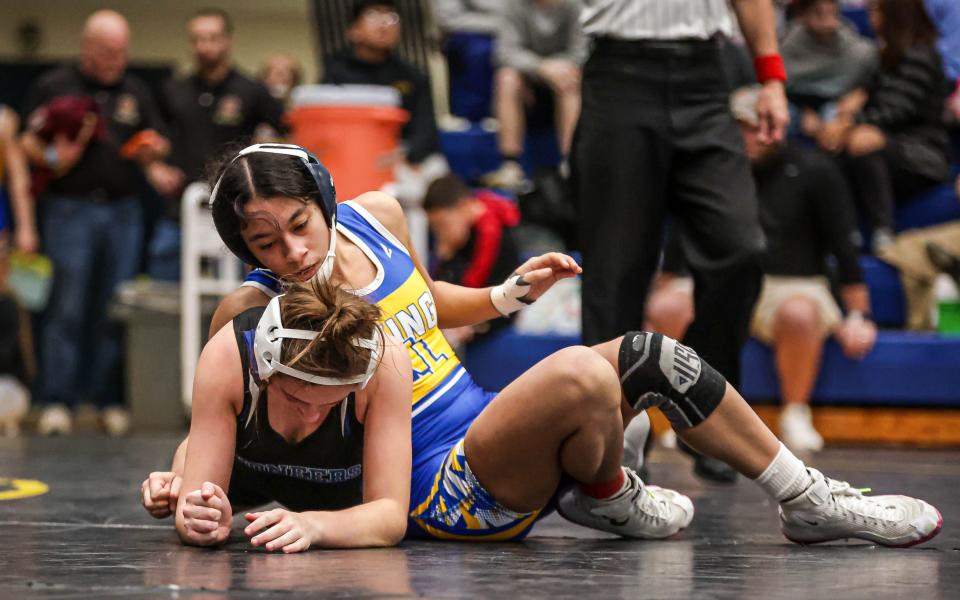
[
  {"x1": 444, "y1": 32, "x2": 495, "y2": 122},
  {"x1": 859, "y1": 255, "x2": 906, "y2": 327},
  {"x1": 740, "y1": 332, "x2": 960, "y2": 406},
  {"x1": 895, "y1": 183, "x2": 960, "y2": 232},
  {"x1": 841, "y1": 7, "x2": 873, "y2": 38},
  {"x1": 440, "y1": 126, "x2": 501, "y2": 182},
  {"x1": 463, "y1": 328, "x2": 960, "y2": 407},
  {"x1": 441, "y1": 125, "x2": 562, "y2": 183}
]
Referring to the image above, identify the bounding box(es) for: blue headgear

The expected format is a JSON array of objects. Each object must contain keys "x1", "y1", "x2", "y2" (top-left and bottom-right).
[{"x1": 209, "y1": 143, "x2": 337, "y2": 272}]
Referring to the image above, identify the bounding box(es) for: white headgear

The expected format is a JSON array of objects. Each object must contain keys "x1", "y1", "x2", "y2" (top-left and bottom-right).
[{"x1": 253, "y1": 295, "x2": 381, "y2": 387}]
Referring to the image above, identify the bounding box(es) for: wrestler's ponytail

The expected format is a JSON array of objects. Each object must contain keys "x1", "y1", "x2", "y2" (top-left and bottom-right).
[{"x1": 278, "y1": 279, "x2": 384, "y2": 380}]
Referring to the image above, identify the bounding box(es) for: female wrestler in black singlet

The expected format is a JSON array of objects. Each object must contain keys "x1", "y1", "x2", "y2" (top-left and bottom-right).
[{"x1": 161, "y1": 278, "x2": 412, "y2": 552}]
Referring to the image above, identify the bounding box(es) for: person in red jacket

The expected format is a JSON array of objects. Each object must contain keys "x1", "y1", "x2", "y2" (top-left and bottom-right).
[
  {"x1": 424, "y1": 174, "x2": 521, "y2": 289},
  {"x1": 423, "y1": 174, "x2": 522, "y2": 346}
]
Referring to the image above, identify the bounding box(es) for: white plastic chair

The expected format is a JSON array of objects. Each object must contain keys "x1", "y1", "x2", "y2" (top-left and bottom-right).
[{"x1": 180, "y1": 182, "x2": 242, "y2": 412}]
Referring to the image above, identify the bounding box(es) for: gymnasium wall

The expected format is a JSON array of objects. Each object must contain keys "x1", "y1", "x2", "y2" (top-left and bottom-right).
[{"x1": 0, "y1": 0, "x2": 318, "y2": 82}]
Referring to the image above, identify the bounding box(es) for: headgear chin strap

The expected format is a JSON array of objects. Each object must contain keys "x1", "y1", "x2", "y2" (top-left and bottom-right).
[
  {"x1": 253, "y1": 295, "x2": 381, "y2": 388},
  {"x1": 209, "y1": 143, "x2": 338, "y2": 273},
  {"x1": 318, "y1": 221, "x2": 337, "y2": 282}
]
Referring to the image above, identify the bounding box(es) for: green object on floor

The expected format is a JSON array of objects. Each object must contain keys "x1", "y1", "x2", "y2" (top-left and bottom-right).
[{"x1": 938, "y1": 301, "x2": 960, "y2": 335}]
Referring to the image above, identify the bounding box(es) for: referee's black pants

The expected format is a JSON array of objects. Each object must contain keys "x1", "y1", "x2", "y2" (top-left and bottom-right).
[{"x1": 572, "y1": 38, "x2": 765, "y2": 387}]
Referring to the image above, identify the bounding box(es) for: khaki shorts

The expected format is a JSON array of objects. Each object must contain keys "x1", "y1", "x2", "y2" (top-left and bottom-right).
[{"x1": 750, "y1": 276, "x2": 842, "y2": 344}]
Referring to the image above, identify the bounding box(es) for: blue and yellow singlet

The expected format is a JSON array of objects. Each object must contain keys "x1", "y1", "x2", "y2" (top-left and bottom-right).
[{"x1": 241, "y1": 200, "x2": 543, "y2": 540}]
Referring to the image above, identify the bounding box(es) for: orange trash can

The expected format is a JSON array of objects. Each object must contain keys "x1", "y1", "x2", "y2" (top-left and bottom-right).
[{"x1": 286, "y1": 85, "x2": 409, "y2": 201}]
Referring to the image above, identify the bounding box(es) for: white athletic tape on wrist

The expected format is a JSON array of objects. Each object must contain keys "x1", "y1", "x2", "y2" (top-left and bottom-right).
[{"x1": 489, "y1": 272, "x2": 534, "y2": 316}]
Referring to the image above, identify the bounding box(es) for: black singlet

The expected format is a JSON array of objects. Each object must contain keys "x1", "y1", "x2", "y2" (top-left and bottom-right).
[{"x1": 229, "y1": 307, "x2": 364, "y2": 512}]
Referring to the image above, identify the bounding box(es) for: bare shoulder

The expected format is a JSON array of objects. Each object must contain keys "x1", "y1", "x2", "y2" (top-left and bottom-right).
[
  {"x1": 195, "y1": 322, "x2": 245, "y2": 415},
  {"x1": 357, "y1": 334, "x2": 412, "y2": 423},
  {"x1": 367, "y1": 334, "x2": 412, "y2": 391},
  {"x1": 209, "y1": 286, "x2": 271, "y2": 338},
  {"x1": 382, "y1": 333, "x2": 412, "y2": 374},
  {"x1": 351, "y1": 192, "x2": 408, "y2": 237}
]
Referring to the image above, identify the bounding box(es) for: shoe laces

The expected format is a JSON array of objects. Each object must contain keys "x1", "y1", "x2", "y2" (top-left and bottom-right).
[
  {"x1": 624, "y1": 472, "x2": 672, "y2": 521},
  {"x1": 825, "y1": 477, "x2": 902, "y2": 524}
]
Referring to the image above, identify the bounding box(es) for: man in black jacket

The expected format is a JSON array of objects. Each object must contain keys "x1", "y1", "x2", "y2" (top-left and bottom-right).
[{"x1": 323, "y1": 0, "x2": 440, "y2": 168}]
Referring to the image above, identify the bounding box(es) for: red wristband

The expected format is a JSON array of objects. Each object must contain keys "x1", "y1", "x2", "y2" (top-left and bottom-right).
[{"x1": 753, "y1": 54, "x2": 787, "y2": 83}]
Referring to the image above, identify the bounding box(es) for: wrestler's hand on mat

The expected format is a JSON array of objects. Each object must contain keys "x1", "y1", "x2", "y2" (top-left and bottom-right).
[
  {"x1": 511, "y1": 252, "x2": 582, "y2": 301},
  {"x1": 244, "y1": 509, "x2": 314, "y2": 554},
  {"x1": 141, "y1": 471, "x2": 182, "y2": 518},
  {"x1": 181, "y1": 482, "x2": 232, "y2": 546}
]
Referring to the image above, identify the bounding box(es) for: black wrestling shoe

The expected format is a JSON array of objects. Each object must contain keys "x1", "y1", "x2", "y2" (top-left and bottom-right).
[{"x1": 678, "y1": 440, "x2": 738, "y2": 484}]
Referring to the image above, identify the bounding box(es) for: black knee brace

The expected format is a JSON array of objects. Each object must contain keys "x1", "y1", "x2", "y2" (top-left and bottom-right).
[{"x1": 618, "y1": 331, "x2": 726, "y2": 429}]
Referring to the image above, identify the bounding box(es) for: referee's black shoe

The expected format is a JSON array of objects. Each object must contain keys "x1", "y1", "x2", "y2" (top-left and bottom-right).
[{"x1": 678, "y1": 440, "x2": 738, "y2": 484}]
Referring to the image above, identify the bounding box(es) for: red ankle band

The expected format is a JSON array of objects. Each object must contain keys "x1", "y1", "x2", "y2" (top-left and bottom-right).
[{"x1": 580, "y1": 469, "x2": 626, "y2": 499}]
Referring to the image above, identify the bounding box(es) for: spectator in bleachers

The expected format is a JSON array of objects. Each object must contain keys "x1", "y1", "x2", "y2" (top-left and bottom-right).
[
  {"x1": 19, "y1": 10, "x2": 171, "y2": 436},
  {"x1": 646, "y1": 86, "x2": 877, "y2": 453},
  {"x1": 259, "y1": 52, "x2": 303, "y2": 109},
  {"x1": 483, "y1": 0, "x2": 585, "y2": 190},
  {"x1": 424, "y1": 173, "x2": 520, "y2": 289},
  {"x1": 153, "y1": 8, "x2": 285, "y2": 279},
  {"x1": 432, "y1": 0, "x2": 504, "y2": 122},
  {"x1": 878, "y1": 220, "x2": 960, "y2": 330},
  {"x1": 780, "y1": 0, "x2": 877, "y2": 139},
  {"x1": 923, "y1": 0, "x2": 960, "y2": 123},
  {"x1": 924, "y1": 0, "x2": 960, "y2": 83},
  {"x1": 324, "y1": 0, "x2": 441, "y2": 170},
  {"x1": 0, "y1": 105, "x2": 36, "y2": 435},
  {"x1": 423, "y1": 173, "x2": 521, "y2": 347},
  {"x1": 817, "y1": 0, "x2": 951, "y2": 253},
  {"x1": 0, "y1": 242, "x2": 33, "y2": 437},
  {"x1": 432, "y1": 0, "x2": 502, "y2": 37},
  {"x1": 0, "y1": 106, "x2": 38, "y2": 256}
]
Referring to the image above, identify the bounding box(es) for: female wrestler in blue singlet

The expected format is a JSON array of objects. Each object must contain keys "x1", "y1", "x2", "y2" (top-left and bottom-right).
[{"x1": 142, "y1": 144, "x2": 941, "y2": 549}]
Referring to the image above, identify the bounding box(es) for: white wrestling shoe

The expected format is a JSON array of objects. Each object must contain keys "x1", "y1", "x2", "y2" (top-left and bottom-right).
[
  {"x1": 780, "y1": 404, "x2": 824, "y2": 453},
  {"x1": 780, "y1": 468, "x2": 943, "y2": 547},
  {"x1": 558, "y1": 468, "x2": 694, "y2": 539},
  {"x1": 37, "y1": 404, "x2": 73, "y2": 436}
]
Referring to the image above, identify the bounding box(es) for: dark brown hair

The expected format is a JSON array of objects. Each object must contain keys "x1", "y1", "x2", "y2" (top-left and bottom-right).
[
  {"x1": 872, "y1": 0, "x2": 939, "y2": 68},
  {"x1": 423, "y1": 174, "x2": 472, "y2": 211},
  {"x1": 279, "y1": 278, "x2": 383, "y2": 382},
  {"x1": 206, "y1": 144, "x2": 323, "y2": 267},
  {"x1": 352, "y1": 0, "x2": 398, "y2": 23},
  {"x1": 792, "y1": 0, "x2": 838, "y2": 15},
  {"x1": 190, "y1": 7, "x2": 233, "y2": 34}
]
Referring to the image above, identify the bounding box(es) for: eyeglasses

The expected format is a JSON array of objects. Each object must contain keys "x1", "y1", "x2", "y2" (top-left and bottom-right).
[{"x1": 362, "y1": 10, "x2": 400, "y2": 27}]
